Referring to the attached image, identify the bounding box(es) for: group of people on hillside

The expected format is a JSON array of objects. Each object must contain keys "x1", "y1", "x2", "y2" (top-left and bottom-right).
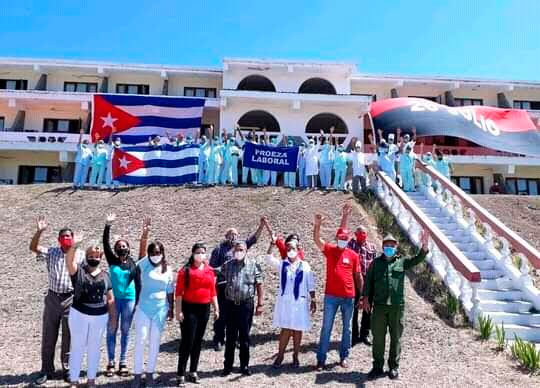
[
  {"x1": 72, "y1": 125, "x2": 370, "y2": 194},
  {"x1": 30, "y1": 202, "x2": 429, "y2": 387}
]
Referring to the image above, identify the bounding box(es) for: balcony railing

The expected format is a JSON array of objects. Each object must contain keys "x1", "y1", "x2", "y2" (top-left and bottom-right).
[
  {"x1": 363, "y1": 143, "x2": 523, "y2": 157},
  {"x1": 0, "y1": 130, "x2": 88, "y2": 144}
]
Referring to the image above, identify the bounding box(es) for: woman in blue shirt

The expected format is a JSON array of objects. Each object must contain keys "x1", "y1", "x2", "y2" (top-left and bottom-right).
[{"x1": 103, "y1": 214, "x2": 149, "y2": 378}]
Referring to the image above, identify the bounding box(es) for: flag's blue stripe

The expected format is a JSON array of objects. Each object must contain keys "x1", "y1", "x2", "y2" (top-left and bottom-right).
[
  {"x1": 101, "y1": 94, "x2": 205, "y2": 108},
  {"x1": 118, "y1": 174, "x2": 199, "y2": 185},
  {"x1": 142, "y1": 156, "x2": 199, "y2": 169},
  {"x1": 136, "y1": 116, "x2": 202, "y2": 129},
  {"x1": 122, "y1": 144, "x2": 200, "y2": 152}
]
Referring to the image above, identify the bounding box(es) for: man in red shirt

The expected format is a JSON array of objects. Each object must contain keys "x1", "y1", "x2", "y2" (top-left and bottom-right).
[{"x1": 313, "y1": 211, "x2": 362, "y2": 370}]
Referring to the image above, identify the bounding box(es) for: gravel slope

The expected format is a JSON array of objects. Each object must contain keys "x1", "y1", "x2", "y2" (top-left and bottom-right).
[{"x1": 0, "y1": 185, "x2": 536, "y2": 387}]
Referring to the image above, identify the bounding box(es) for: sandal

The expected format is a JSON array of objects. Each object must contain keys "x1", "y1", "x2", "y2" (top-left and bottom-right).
[
  {"x1": 105, "y1": 362, "x2": 115, "y2": 377},
  {"x1": 119, "y1": 363, "x2": 129, "y2": 377},
  {"x1": 272, "y1": 355, "x2": 284, "y2": 369}
]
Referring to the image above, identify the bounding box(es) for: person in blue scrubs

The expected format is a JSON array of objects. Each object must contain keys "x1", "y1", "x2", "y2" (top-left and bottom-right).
[
  {"x1": 197, "y1": 133, "x2": 210, "y2": 185},
  {"x1": 90, "y1": 140, "x2": 108, "y2": 187},
  {"x1": 377, "y1": 140, "x2": 398, "y2": 181},
  {"x1": 399, "y1": 144, "x2": 416, "y2": 192},
  {"x1": 332, "y1": 144, "x2": 348, "y2": 190},
  {"x1": 318, "y1": 128, "x2": 335, "y2": 190}
]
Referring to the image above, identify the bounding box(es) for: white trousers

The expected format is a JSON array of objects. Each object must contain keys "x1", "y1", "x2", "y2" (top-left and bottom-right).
[
  {"x1": 68, "y1": 307, "x2": 108, "y2": 382},
  {"x1": 133, "y1": 308, "x2": 163, "y2": 374}
]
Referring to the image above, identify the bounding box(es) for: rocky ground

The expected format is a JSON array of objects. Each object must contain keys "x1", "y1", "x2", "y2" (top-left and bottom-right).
[{"x1": 0, "y1": 184, "x2": 537, "y2": 387}]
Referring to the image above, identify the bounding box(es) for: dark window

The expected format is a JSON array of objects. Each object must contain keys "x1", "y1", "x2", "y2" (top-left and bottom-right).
[
  {"x1": 351, "y1": 93, "x2": 377, "y2": 101},
  {"x1": 43, "y1": 118, "x2": 81, "y2": 134},
  {"x1": 116, "y1": 84, "x2": 150, "y2": 95},
  {"x1": 298, "y1": 78, "x2": 336, "y2": 94},
  {"x1": 0, "y1": 117, "x2": 4, "y2": 131},
  {"x1": 237, "y1": 75, "x2": 276, "y2": 92},
  {"x1": 451, "y1": 176, "x2": 484, "y2": 194},
  {"x1": 0, "y1": 79, "x2": 28, "y2": 90},
  {"x1": 18, "y1": 166, "x2": 62, "y2": 184},
  {"x1": 513, "y1": 100, "x2": 540, "y2": 110},
  {"x1": 64, "y1": 82, "x2": 98, "y2": 93},
  {"x1": 409, "y1": 96, "x2": 438, "y2": 102},
  {"x1": 184, "y1": 87, "x2": 217, "y2": 98},
  {"x1": 505, "y1": 178, "x2": 540, "y2": 195},
  {"x1": 454, "y1": 98, "x2": 483, "y2": 106}
]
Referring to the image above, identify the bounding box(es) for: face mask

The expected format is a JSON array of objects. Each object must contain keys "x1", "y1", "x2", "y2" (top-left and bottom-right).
[
  {"x1": 355, "y1": 232, "x2": 367, "y2": 243},
  {"x1": 309, "y1": 143, "x2": 314, "y2": 148},
  {"x1": 287, "y1": 250, "x2": 298, "y2": 259},
  {"x1": 379, "y1": 148, "x2": 387, "y2": 154},
  {"x1": 383, "y1": 246, "x2": 397, "y2": 258},
  {"x1": 426, "y1": 156, "x2": 432, "y2": 161},
  {"x1": 115, "y1": 247, "x2": 129, "y2": 257},
  {"x1": 194, "y1": 253, "x2": 207, "y2": 262},
  {"x1": 228, "y1": 140, "x2": 234, "y2": 145},
  {"x1": 114, "y1": 140, "x2": 121, "y2": 146},
  {"x1": 337, "y1": 239, "x2": 348, "y2": 249},
  {"x1": 213, "y1": 137, "x2": 219, "y2": 142},
  {"x1": 405, "y1": 149, "x2": 411, "y2": 154},
  {"x1": 234, "y1": 251, "x2": 246, "y2": 261},
  {"x1": 338, "y1": 148, "x2": 344, "y2": 152},
  {"x1": 438, "y1": 156, "x2": 443, "y2": 161},
  {"x1": 149, "y1": 255, "x2": 163, "y2": 265},
  {"x1": 87, "y1": 257, "x2": 101, "y2": 267},
  {"x1": 58, "y1": 236, "x2": 73, "y2": 250}
]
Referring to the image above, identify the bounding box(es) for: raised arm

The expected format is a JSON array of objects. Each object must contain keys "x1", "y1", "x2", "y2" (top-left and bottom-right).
[
  {"x1": 411, "y1": 127, "x2": 417, "y2": 142},
  {"x1": 138, "y1": 216, "x2": 151, "y2": 259},
  {"x1": 30, "y1": 216, "x2": 48, "y2": 255},
  {"x1": 66, "y1": 232, "x2": 83, "y2": 276},
  {"x1": 262, "y1": 127, "x2": 268, "y2": 143},
  {"x1": 313, "y1": 214, "x2": 325, "y2": 251},
  {"x1": 236, "y1": 125, "x2": 245, "y2": 141},
  {"x1": 103, "y1": 213, "x2": 119, "y2": 265},
  {"x1": 246, "y1": 216, "x2": 267, "y2": 248},
  {"x1": 339, "y1": 202, "x2": 352, "y2": 229},
  {"x1": 329, "y1": 126, "x2": 335, "y2": 146},
  {"x1": 78, "y1": 127, "x2": 84, "y2": 145}
]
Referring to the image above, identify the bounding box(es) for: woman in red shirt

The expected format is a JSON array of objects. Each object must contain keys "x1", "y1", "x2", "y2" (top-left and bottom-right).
[{"x1": 175, "y1": 243, "x2": 219, "y2": 387}]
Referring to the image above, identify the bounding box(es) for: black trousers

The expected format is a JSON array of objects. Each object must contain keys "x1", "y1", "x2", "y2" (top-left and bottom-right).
[
  {"x1": 42, "y1": 290, "x2": 73, "y2": 374},
  {"x1": 352, "y1": 292, "x2": 371, "y2": 340},
  {"x1": 224, "y1": 299, "x2": 254, "y2": 370},
  {"x1": 212, "y1": 285, "x2": 227, "y2": 344},
  {"x1": 177, "y1": 302, "x2": 211, "y2": 377}
]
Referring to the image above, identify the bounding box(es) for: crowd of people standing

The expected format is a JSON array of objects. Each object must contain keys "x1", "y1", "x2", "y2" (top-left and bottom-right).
[{"x1": 30, "y1": 201, "x2": 429, "y2": 387}]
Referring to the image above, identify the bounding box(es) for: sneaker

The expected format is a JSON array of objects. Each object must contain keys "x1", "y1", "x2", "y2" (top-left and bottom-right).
[
  {"x1": 177, "y1": 376, "x2": 186, "y2": 387},
  {"x1": 340, "y1": 359, "x2": 349, "y2": 369},
  {"x1": 240, "y1": 367, "x2": 251, "y2": 376},
  {"x1": 221, "y1": 368, "x2": 232, "y2": 377},
  {"x1": 131, "y1": 374, "x2": 142, "y2": 388},
  {"x1": 367, "y1": 367, "x2": 385, "y2": 380},
  {"x1": 186, "y1": 372, "x2": 200, "y2": 384},
  {"x1": 105, "y1": 362, "x2": 115, "y2": 377},
  {"x1": 388, "y1": 368, "x2": 399, "y2": 380},
  {"x1": 34, "y1": 373, "x2": 51, "y2": 386}
]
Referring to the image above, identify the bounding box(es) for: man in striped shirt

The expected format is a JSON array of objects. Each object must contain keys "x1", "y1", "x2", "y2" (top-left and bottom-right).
[
  {"x1": 30, "y1": 216, "x2": 84, "y2": 385},
  {"x1": 339, "y1": 203, "x2": 377, "y2": 346}
]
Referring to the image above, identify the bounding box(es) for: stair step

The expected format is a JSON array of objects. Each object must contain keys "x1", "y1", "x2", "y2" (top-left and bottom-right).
[
  {"x1": 479, "y1": 278, "x2": 514, "y2": 290},
  {"x1": 484, "y1": 311, "x2": 540, "y2": 326},
  {"x1": 470, "y1": 259, "x2": 496, "y2": 270},
  {"x1": 501, "y1": 323, "x2": 540, "y2": 342},
  {"x1": 478, "y1": 288, "x2": 522, "y2": 301},
  {"x1": 480, "y1": 269, "x2": 505, "y2": 279},
  {"x1": 479, "y1": 299, "x2": 532, "y2": 313},
  {"x1": 456, "y1": 242, "x2": 481, "y2": 252},
  {"x1": 465, "y1": 251, "x2": 486, "y2": 261}
]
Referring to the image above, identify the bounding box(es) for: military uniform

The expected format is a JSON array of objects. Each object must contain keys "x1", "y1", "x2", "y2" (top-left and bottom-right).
[{"x1": 364, "y1": 247, "x2": 427, "y2": 372}]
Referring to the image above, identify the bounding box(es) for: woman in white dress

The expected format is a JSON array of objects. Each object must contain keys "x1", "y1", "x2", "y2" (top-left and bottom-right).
[
  {"x1": 266, "y1": 239, "x2": 316, "y2": 368},
  {"x1": 304, "y1": 138, "x2": 320, "y2": 188}
]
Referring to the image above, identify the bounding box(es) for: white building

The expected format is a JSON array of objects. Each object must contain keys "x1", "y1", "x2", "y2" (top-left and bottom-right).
[{"x1": 0, "y1": 56, "x2": 539, "y2": 194}]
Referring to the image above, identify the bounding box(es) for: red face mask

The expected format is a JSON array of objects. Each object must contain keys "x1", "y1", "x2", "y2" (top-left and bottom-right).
[
  {"x1": 58, "y1": 236, "x2": 73, "y2": 250},
  {"x1": 355, "y1": 232, "x2": 367, "y2": 243}
]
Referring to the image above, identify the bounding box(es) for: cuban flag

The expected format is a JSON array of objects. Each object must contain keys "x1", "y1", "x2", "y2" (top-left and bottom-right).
[
  {"x1": 90, "y1": 94, "x2": 205, "y2": 144},
  {"x1": 112, "y1": 144, "x2": 199, "y2": 185}
]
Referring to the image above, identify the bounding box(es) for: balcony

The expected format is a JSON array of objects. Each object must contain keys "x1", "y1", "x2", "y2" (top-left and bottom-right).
[{"x1": 0, "y1": 130, "x2": 89, "y2": 152}]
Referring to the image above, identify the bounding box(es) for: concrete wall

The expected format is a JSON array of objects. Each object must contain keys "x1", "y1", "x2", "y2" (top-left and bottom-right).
[
  {"x1": 0, "y1": 150, "x2": 63, "y2": 184},
  {"x1": 168, "y1": 75, "x2": 222, "y2": 96},
  {"x1": 451, "y1": 164, "x2": 540, "y2": 193}
]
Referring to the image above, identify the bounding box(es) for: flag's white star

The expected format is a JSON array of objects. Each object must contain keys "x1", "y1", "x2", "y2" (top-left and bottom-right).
[
  {"x1": 118, "y1": 156, "x2": 131, "y2": 169},
  {"x1": 101, "y1": 112, "x2": 118, "y2": 130}
]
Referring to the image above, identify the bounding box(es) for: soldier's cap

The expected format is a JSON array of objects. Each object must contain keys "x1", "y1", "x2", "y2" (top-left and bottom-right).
[{"x1": 382, "y1": 234, "x2": 398, "y2": 244}]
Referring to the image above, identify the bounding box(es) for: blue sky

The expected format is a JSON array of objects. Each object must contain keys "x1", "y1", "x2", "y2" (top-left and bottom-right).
[{"x1": 1, "y1": 1, "x2": 538, "y2": 80}]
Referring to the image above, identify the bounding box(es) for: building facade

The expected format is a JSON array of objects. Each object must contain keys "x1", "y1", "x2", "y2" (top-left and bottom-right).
[{"x1": 0, "y1": 57, "x2": 539, "y2": 194}]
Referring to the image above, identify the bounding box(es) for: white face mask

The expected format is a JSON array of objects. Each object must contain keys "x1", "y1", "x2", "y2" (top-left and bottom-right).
[
  {"x1": 193, "y1": 253, "x2": 207, "y2": 262},
  {"x1": 234, "y1": 251, "x2": 246, "y2": 261},
  {"x1": 287, "y1": 250, "x2": 298, "y2": 259},
  {"x1": 149, "y1": 255, "x2": 163, "y2": 265},
  {"x1": 337, "y1": 240, "x2": 348, "y2": 249}
]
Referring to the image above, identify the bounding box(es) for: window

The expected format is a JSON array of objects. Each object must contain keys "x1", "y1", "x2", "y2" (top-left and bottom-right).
[
  {"x1": 454, "y1": 98, "x2": 483, "y2": 106},
  {"x1": 351, "y1": 93, "x2": 377, "y2": 101},
  {"x1": 409, "y1": 96, "x2": 438, "y2": 102},
  {"x1": 513, "y1": 100, "x2": 540, "y2": 110},
  {"x1": 506, "y1": 178, "x2": 540, "y2": 195},
  {"x1": 116, "y1": 84, "x2": 150, "y2": 95},
  {"x1": 18, "y1": 166, "x2": 62, "y2": 184},
  {"x1": 64, "y1": 82, "x2": 98, "y2": 93},
  {"x1": 451, "y1": 176, "x2": 484, "y2": 194},
  {"x1": 43, "y1": 118, "x2": 81, "y2": 133},
  {"x1": 0, "y1": 117, "x2": 4, "y2": 131},
  {"x1": 0, "y1": 79, "x2": 28, "y2": 90},
  {"x1": 184, "y1": 87, "x2": 217, "y2": 98}
]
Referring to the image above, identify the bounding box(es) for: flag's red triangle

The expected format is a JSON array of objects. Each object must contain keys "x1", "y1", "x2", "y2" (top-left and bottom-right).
[
  {"x1": 91, "y1": 95, "x2": 141, "y2": 143},
  {"x1": 112, "y1": 148, "x2": 145, "y2": 179}
]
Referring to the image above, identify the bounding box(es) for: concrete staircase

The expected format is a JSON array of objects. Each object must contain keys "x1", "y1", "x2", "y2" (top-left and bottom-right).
[{"x1": 407, "y1": 190, "x2": 540, "y2": 342}]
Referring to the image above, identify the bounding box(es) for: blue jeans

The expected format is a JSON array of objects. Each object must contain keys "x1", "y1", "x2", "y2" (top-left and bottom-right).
[
  {"x1": 107, "y1": 298, "x2": 135, "y2": 364},
  {"x1": 317, "y1": 295, "x2": 354, "y2": 364}
]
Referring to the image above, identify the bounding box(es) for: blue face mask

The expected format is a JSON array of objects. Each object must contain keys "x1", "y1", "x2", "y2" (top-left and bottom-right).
[{"x1": 383, "y1": 246, "x2": 397, "y2": 257}]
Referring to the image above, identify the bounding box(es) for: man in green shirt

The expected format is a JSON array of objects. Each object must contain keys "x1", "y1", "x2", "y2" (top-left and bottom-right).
[{"x1": 362, "y1": 231, "x2": 429, "y2": 380}]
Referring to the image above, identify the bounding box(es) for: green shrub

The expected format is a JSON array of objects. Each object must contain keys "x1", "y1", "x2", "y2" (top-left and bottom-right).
[
  {"x1": 495, "y1": 324, "x2": 506, "y2": 351},
  {"x1": 512, "y1": 254, "x2": 522, "y2": 270},
  {"x1": 511, "y1": 335, "x2": 540, "y2": 374},
  {"x1": 478, "y1": 315, "x2": 494, "y2": 340},
  {"x1": 446, "y1": 294, "x2": 458, "y2": 318}
]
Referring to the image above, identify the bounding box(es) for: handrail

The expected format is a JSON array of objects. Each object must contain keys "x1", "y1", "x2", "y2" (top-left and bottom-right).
[
  {"x1": 376, "y1": 170, "x2": 481, "y2": 282},
  {"x1": 416, "y1": 160, "x2": 540, "y2": 269}
]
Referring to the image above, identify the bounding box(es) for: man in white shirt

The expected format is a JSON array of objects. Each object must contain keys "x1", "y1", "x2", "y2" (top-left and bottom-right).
[{"x1": 349, "y1": 141, "x2": 368, "y2": 194}]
